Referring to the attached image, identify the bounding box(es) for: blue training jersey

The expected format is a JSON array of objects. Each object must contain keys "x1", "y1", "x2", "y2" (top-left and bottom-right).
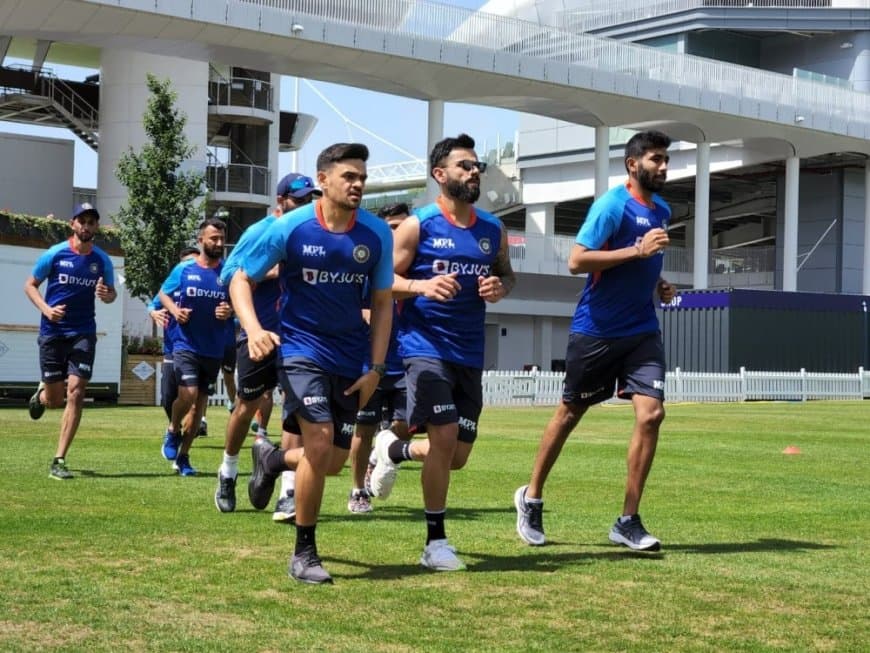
[
  {"x1": 361, "y1": 280, "x2": 403, "y2": 376},
  {"x1": 571, "y1": 183, "x2": 671, "y2": 338},
  {"x1": 31, "y1": 239, "x2": 115, "y2": 338},
  {"x1": 159, "y1": 258, "x2": 229, "y2": 359},
  {"x1": 397, "y1": 201, "x2": 502, "y2": 369},
  {"x1": 240, "y1": 201, "x2": 393, "y2": 378},
  {"x1": 147, "y1": 293, "x2": 177, "y2": 357},
  {"x1": 221, "y1": 214, "x2": 282, "y2": 334}
]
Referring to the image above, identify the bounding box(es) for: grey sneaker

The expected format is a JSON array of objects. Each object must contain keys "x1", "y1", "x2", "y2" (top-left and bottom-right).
[
  {"x1": 29, "y1": 382, "x2": 46, "y2": 420},
  {"x1": 369, "y1": 429, "x2": 399, "y2": 498},
  {"x1": 49, "y1": 458, "x2": 73, "y2": 480},
  {"x1": 347, "y1": 489, "x2": 373, "y2": 514},
  {"x1": 214, "y1": 473, "x2": 237, "y2": 513},
  {"x1": 248, "y1": 438, "x2": 279, "y2": 510},
  {"x1": 272, "y1": 491, "x2": 296, "y2": 523},
  {"x1": 289, "y1": 549, "x2": 333, "y2": 584},
  {"x1": 608, "y1": 515, "x2": 661, "y2": 551},
  {"x1": 514, "y1": 485, "x2": 545, "y2": 546}
]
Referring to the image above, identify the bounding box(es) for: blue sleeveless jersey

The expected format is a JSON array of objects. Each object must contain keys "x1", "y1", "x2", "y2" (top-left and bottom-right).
[
  {"x1": 221, "y1": 214, "x2": 282, "y2": 334},
  {"x1": 241, "y1": 202, "x2": 393, "y2": 378},
  {"x1": 31, "y1": 239, "x2": 115, "y2": 337},
  {"x1": 159, "y1": 258, "x2": 229, "y2": 359},
  {"x1": 397, "y1": 202, "x2": 502, "y2": 369},
  {"x1": 571, "y1": 184, "x2": 671, "y2": 337}
]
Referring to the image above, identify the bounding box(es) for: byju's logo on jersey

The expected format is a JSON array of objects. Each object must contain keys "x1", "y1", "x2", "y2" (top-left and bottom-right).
[
  {"x1": 302, "y1": 268, "x2": 366, "y2": 285},
  {"x1": 57, "y1": 273, "x2": 97, "y2": 287},
  {"x1": 432, "y1": 260, "x2": 491, "y2": 276},
  {"x1": 478, "y1": 238, "x2": 492, "y2": 255},
  {"x1": 186, "y1": 286, "x2": 226, "y2": 299},
  {"x1": 432, "y1": 238, "x2": 455, "y2": 249},
  {"x1": 302, "y1": 244, "x2": 326, "y2": 257},
  {"x1": 353, "y1": 244, "x2": 370, "y2": 264}
]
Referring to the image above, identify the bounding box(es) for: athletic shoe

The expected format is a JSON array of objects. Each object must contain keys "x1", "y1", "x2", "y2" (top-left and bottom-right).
[
  {"x1": 514, "y1": 485, "x2": 546, "y2": 546},
  {"x1": 369, "y1": 429, "x2": 399, "y2": 499},
  {"x1": 29, "y1": 382, "x2": 46, "y2": 420},
  {"x1": 250, "y1": 420, "x2": 259, "y2": 434},
  {"x1": 420, "y1": 539, "x2": 466, "y2": 571},
  {"x1": 214, "y1": 473, "x2": 237, "y2": 513},
  {"x1": 608, "y1": 514, "x2": 661, "y2": 551},
  {"x1": 49, "y1": 458, "x2": 73, "y2": 480},
  {"x1": 272, "y1": 491, "x2": 296, "y2": 523},
  {"x1": 173, "y1": 454, "x2": 197, "y2": 477},
  {"x1": 248, "y1": 438, "x2": 279, "y2": 510},
  {"x1": 197, "y1": 419, "x2": 208, "y2": 438},
  {"x1": 161, "y1": 430, "x2": 181, "y2": 461},
  {"x1": 289, "y1": 548, "x2": 333, "y2": 584},
  {"x1": 347, "y1": 489, "x2": 373, "y2": 514}
]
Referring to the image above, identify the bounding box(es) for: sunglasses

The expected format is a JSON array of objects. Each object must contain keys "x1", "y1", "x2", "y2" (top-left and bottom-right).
[{"x1": 456, "y1": 160, "x2": 487, "y2": 173}]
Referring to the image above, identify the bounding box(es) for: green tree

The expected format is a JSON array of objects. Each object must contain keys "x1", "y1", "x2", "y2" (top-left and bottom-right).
[{"x1": 114, "y1": 74, "x2": 206, "y2": 302}]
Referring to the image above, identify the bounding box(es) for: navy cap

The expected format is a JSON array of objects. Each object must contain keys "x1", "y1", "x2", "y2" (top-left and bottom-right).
[
  {"x1": 276, "y1": 173, "x2": 322, "y2": 199},
  {"x1": 73, "y1": 202, "x2": 100, "y2": 220}
]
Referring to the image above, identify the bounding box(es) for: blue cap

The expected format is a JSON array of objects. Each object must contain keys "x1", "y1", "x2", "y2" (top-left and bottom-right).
[
  {"x1": 276, "y1": 173, "x2": 321, "y2": 199},
  {"x1": 73, "y1": 202, "x2": 100, "y2": 220}
]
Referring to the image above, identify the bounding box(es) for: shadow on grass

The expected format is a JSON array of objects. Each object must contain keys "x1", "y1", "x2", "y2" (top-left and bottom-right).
[
  {"x1": 320, "y1": 505, "x2": 514, "y2": 525},
  {"x1": 666, "y1": 539, "x2": 837, "y2": 554}
]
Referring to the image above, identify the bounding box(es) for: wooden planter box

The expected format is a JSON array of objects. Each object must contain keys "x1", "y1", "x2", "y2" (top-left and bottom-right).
[{"x1": 119, "y1": 354, "x2": 163, "y2": 405}]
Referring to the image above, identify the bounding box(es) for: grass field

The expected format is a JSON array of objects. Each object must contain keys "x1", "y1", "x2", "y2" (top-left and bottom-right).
[{"x1": 1, "y1": 401, "x2": 867, "y2": 652}]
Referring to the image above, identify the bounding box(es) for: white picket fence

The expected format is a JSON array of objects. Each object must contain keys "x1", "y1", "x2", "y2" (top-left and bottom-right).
[{"x1": 164, "y1": 366, "x2": 870, "y2": 408}]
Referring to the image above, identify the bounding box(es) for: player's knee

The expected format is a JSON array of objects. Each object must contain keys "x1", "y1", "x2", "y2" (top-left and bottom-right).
[{"x1": 638, "y1": 404, "x2": 665, "y2": 430}]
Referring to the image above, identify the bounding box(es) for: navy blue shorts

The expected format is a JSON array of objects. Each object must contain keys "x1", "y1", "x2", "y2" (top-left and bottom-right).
[
  {"x1": 38, "y1": 333, "x2": 96, "y2": 382},
  {"x1": 236, "y1": 338, "x2": 278, "y2": 401},
  {"x1": 173, "y1": 349, "x2": 221, "y2": 391},
  {"x1": 221, "y1": 343, "x2": 237, "y2": 374},
  {"x1": 404, "y1": 357, "x2": 482, "y2": 444},
  {"x1": 278, "y1": 357, "x2": 358, "y2": 450},
  {"x1": 160, "y1": 358, "x2": 177, "y2": 419},
  {"x1": 563, "y1": 331, "x2": 666, "y2": 406},
  {"x1": 356, "y1": 373, "x2": 407, "y2": 425}
]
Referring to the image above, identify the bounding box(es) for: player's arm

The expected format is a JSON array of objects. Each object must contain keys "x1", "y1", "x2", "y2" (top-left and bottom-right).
[
  {"x1": 478, "y1": 223, "x2": 515, "y2": 303},
  {"x1": 24, "y1": 275, "x2": 64, "y2": 322},
  {"x1": 158, "y1": 263, "x2": 190, "y2": 324},
  {"x1": 657, "y1": 277, "x2": 676, "y2": 304},
  {"x1": 392, "y1": 215, "x2": 460, "y2": 301},
  {"x1": 95, "y1": 254, "x2": 117, "y2": 303}
]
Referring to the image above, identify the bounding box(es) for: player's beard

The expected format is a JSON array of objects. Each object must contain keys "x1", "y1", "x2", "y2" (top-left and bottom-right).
[
  {"x1": 637, "y1": 166, "x2": 666, "y2": 193},
  {"x1": 446, "y1": 178, "x2": 480, "y2": 204},
  {"x1": 202, "y1": 243, "x2": 223, "y2": 261}
]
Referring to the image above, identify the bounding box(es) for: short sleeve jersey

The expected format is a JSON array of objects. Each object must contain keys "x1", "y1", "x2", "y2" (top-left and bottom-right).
[
  {"x1": 148, "y1": 293, "x2": 177, "y2": 357},
  {"x1": 397, "y1": 200, "x2": 502, "y2": 369},
  {"x1": 31, "y1": 239, "x2": 115, "y2": 338},
  {"x1": 571, "y1": 184, "x2": 671, "y2": 338},
  {"x1": 220, "y1": 214, "x2": 282, "y2": 334},
  {"x1": 159, "y1": 258, "x2": 228, "y2": 359},
  {"x1": 240, "y1": 201, "x2": 393, "y2": 378}
]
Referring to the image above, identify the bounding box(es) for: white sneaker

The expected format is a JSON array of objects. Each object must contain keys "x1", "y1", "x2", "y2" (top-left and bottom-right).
[
  {"x1": 369, "y1": 429, "x2": 399, "y2": 499},
  {"x1": 420, "y1": 539, "x2": 466, "y2": 571}
]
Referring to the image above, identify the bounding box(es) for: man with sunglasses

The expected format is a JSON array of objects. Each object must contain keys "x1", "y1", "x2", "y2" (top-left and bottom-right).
[
  {"x1": 214, "y1": 173, "x2": 322, "y2": 514},
  {"x1": 369, "y1": 134, "x2": 515, "y2": 571}
]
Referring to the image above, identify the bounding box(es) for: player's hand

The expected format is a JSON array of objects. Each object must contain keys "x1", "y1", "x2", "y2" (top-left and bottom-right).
[
  {"x1": 420, "y1": 272, "x2": 461, "y2": 302},
  {"x1": 174, "y1": 307, "x2": 192, "y2": 324},
  {"x1": 345, "y1": 370, "x2": 380, "y2": 409},
  {"x1": 149, "y1": 308, "x2": 169, "y2": 328},
  {"x1": 95, "y1": 277, "x2": 114, "y2": 302},
  {"x1": 215, "y1": 301, "x2": 233, "y2": 320},
  {"x1": 637, "y1": 228, "x2": 669, "y2": 258},
  {"x1": 45, "y1": 304, "x2": 66, "y2": 322},
  {"x1": 247, "y1": 329, "x2": 280, "y2": 362},
  {"x1": 657, "y1": 279, "x2": 676, "y2": 304},
  {"x1": 478, "y1": 275, "x2": 506, "y2": 303}
]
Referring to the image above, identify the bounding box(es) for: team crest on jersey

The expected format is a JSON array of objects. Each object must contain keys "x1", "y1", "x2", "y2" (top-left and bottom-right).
[
  {"x1": 478, "y1": 238, "x2": 492, "y2": 255},
  {"x1": 89, "y1": 262, "x2": 99, "y2": 274},
  {"x1": 352, "y1": 244, "x2": 370, "y2": 264},
  {"x1": 216, "y1": 276, "x2": 224, "y2": 286},
  {"x1": 432, "y1": 259, "x2": 449, "y2": 275}
]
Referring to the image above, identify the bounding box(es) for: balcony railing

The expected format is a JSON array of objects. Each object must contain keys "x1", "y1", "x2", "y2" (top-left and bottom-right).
[
  {"x1": 208, "y1": 75, "x2": 273, "y2": 112},
  {"x1": 206, "y1": 163, "x2": 271, "y2": 197}
]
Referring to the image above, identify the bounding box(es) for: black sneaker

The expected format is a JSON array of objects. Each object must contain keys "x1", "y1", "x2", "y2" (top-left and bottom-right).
[
  {"x1": 49, "y1": 458, "x2": 73, "y2": 480},
  {"x1": 197, "y1": 419, "x2": 208, "y2": 438},
  {"x1": 608, "y1": 514, "x2": 661, "y2": 551},
  {"x1": 289, "y1": 548, "x2": 333, "y2": 585},
  {"x1": 248, "y1": 438, "x2": 279, "y2": 510},
  {"x1": 514, "y1": 485, "x2": 545, "y2": 546},
  {"x1": 29, "y1": 383, "x2": 46, "y2": 420},
  {"x1": 214, "y1": 473, "x2": 237, "y2": 513}
]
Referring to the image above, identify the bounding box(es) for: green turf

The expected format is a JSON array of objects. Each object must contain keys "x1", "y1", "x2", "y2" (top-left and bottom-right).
[{"x1": 1, "y1": 401, "x2": 867, "y2": 652}]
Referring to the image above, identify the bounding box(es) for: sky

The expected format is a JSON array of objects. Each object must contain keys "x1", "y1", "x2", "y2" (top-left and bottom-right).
[{"x1": 1, "y1": 0, "x2": 521, "y2": 189}]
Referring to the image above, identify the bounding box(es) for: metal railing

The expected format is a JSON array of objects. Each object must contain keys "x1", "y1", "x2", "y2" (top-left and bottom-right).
[
  {"x1": 556, "y1": 0, "x2": 870, "y2": 33},
  {"x1": 237, "y1": 0, "x2": 870, "y2": 128},
  {"x1": 206, "y1": 163, "x2": 271, "y2": 196},
  {"x1": 208, "y1": 75, "x2": 273, "y2": 112}
]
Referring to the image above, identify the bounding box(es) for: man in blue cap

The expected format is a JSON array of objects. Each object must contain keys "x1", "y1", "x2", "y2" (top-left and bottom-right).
[{"x1": 23, "y1": 203, "x2": 117, "y2": 480}]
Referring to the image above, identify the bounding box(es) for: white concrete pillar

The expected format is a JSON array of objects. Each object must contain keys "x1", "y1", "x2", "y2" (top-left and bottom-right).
[
  {"x1": 863, "y1": 162, "x2": 870, "y2": 295},
  {"x1": 782, "y1": 155, "x2": 800, "y2": 291},
  {"x1": 426, "y1": 100, "x2": 444, "y2": 203},
  {"x1": 594, "y1": 125, "x2": 609, "y2": 199},
  {"x1": 98, "y1": 49, "x2": 208, "y2": 222},
  {"x1": 269, "y1": 72, "x2": 281, "y2": 191},
  {"x1": 693, "y1": 142, "x2": 710, "y2": 289},
  {"x1": 539, "y1": 316, "x2": 553, "y2": 371},
  {"x1": 525, "y1": 202, "x2": 555, "y2": 273}
]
